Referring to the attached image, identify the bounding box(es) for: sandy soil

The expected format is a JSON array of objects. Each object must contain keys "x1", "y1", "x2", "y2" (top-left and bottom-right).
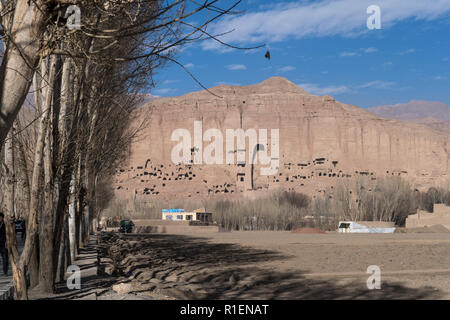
[{"x1": 96, "y1": 231, "x2": 450, "y2": 300}]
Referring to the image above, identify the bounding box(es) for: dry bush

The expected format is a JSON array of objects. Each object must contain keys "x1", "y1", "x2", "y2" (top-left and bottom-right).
[
  {"x1": 415, "y1": 186, "x2": 450, "y2": 213},
  {"x1": 311, "y1": 176, "x2": 420, "y2": 226},
  {"x1": 277, "y1": 190, "x2": 311, "y2": 208},
  {"x1": 444, "y1": 191, "x2": 450, "y2": 206},
  {"x1": 206, "y1": 191, "x2": 314, "y2": 231},
  {"x1": 417, "y1": 190, "x2": 434, "y2": 213},
  {"x1": 427, "y1": 187, "x2": 440, "y2": 203},
  {"x1": 207, "y1": 195, "x2": 311, "y2": 231},
  {"x1": 99, "y1": 177, "x2": 449, "y2": 231},
  {"x1": 100, "y1": 191, "x2": 316, "y2": 231},
  {"x1": 103, "y1": 198, "x2": 206, "y2": 220},
  {"x1": 426, "y1": 187, "x2": 450, "y2": 205}
]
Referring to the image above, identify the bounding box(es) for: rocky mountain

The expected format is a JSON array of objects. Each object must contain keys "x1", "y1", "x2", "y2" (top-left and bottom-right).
[
  {"x1": 368, "y1": 101, "x2": 450, "y2": 133},
  {"x1": 114, "y1": 77, "x2": 450, "y2": 201}
]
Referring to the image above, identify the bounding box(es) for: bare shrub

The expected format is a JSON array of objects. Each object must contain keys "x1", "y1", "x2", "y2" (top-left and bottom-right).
[
  {"x1": 311, "y1": 176, "x2": 418, "y2": 226},
  {"x1": 208, "y1": 196, "x2": 310, "y2": 231},
  {"x1": 418, "y1": 190, "x2": 434, "y2": 213},
  {"x1": 277, "y1": 191, "x2": 311, "y2": 208},
  {"x1": 445, "y1": 192, "x2": 450, "y2": 206},
  {"x1": 427, "y1": 187, "x2": 450, "y2": 206},
  {"x1": 426, "y1": 187, "x2": 440, "y2": 205},
  {"x1": 100, "y1": 177, "x2": 448, "y2": 231},
  {"x1": 102, "y1": 192, "x2": 315, "y2": 231}
]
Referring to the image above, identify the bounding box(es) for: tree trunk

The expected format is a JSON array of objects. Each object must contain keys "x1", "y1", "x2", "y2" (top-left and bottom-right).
[
  {"x1": 13, "y1": 60, "x2": 53, "y2": 300},
  {"x1": 3, "y1": 128, "x2": 26, "y2": 299},
  {"x1": 9, "y1": 253, "x2": 28, "y2": 300},
  {"x1": 0, "y1": 1, "x2": 46, "y2": 146},
  {"x1": 56, "y1": 216, "x2": 66, "y2": 283},
  {"x1": 28, "y1": 234, "x2": 40, "y2": 289},
  {"x1": 3, "y1": 128, "x2": 16, "y2": 219},
  {"x1": 38, "y1": 55, "x2": 58, "y2": 293},
  {"x1": 64, "y1": 217, "x2": 71, "y2": 270},
  {"x1": 68, "y1": 174, "x2": 77, "y2": 262},
  {"x1": 82, "y1": 204, "x2": 90, "y2": 245},
  {"x1": 50, "y1": 53, "x2": 76, "y2": 286},
  {"x1": 76, "y1": 198, "x2": 82, "y2": 249}
]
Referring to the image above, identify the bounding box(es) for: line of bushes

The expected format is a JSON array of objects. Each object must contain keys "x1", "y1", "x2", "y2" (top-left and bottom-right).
[{"x1": 102, "y1": 176, "x2": 450, "y2": 231}]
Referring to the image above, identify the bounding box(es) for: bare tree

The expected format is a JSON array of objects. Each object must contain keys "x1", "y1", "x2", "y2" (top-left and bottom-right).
[{"x1": 0, "y1": 0, "x2": 258, "y2": 299}]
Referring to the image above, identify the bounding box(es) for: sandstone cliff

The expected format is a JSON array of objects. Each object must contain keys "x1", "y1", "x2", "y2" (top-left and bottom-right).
[{"x1": 114, "y1": 77, "x2": 450, "y2": 200}]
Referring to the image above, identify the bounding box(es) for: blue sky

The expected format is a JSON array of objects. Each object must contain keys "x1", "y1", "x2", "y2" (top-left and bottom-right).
[{"x1": 152, "y1": 0, "x2": 450, "y2": 108}]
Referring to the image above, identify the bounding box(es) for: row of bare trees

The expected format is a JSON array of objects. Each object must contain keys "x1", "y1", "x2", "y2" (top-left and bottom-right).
[
  {"x1": 0, "y1": 0, "x2": 245, "y2": 300},
  {"x1": 312, "y1": 176, "x2": 450, "y2": 226},
  {"x1": 0, "y1": 34, "x2": 147, "y2": 299}
]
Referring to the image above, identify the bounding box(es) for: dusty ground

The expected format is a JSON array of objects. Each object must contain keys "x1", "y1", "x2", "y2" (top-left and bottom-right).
[{"x1": 94, "y1": 231, "x2": 450, "y2": 300}]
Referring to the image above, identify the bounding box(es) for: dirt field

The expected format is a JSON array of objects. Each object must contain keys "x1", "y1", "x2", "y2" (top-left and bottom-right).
[{"x1": 96, "y1": 231, "x2": 450, "y2": 299}]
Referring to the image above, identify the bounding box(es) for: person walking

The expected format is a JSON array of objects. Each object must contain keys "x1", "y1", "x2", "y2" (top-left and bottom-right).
[{"x1": 0, "y1": 212, "x2": 9, "y2": 275}]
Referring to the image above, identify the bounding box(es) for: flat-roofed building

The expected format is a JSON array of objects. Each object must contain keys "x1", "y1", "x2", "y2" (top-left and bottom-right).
[{"x1": 162, "y1": 208, "x2": 212, "y2": 223}]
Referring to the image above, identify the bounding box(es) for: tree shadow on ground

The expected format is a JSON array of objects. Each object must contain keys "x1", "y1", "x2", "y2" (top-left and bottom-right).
[
  {"x1": 30, "y1": 238, "x2": 119, "y2": 300},
  {"x1": 113, "y1": 233, "x2": 289, "y2": 271},
  {"x1": 91, "y1": 232, "x2": 443, "y2": 300},
  {"x1": 186, "y1": 267, "x2": 441, "y2": 299}
]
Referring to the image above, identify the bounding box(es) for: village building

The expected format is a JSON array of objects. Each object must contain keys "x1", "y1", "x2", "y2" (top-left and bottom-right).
[{"x1": 162, "y1": 208, "x2": 212, "y2": 223}]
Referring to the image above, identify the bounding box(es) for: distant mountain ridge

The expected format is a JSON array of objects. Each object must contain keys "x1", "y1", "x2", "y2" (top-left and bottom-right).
[{"x1": 368, "y1": 100, "x2": 450, "y2": 132}]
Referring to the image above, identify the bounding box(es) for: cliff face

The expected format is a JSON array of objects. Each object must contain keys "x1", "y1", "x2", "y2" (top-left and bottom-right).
[{"x1": 115, "y1": 77, "x2": 450, "y2": 200}]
